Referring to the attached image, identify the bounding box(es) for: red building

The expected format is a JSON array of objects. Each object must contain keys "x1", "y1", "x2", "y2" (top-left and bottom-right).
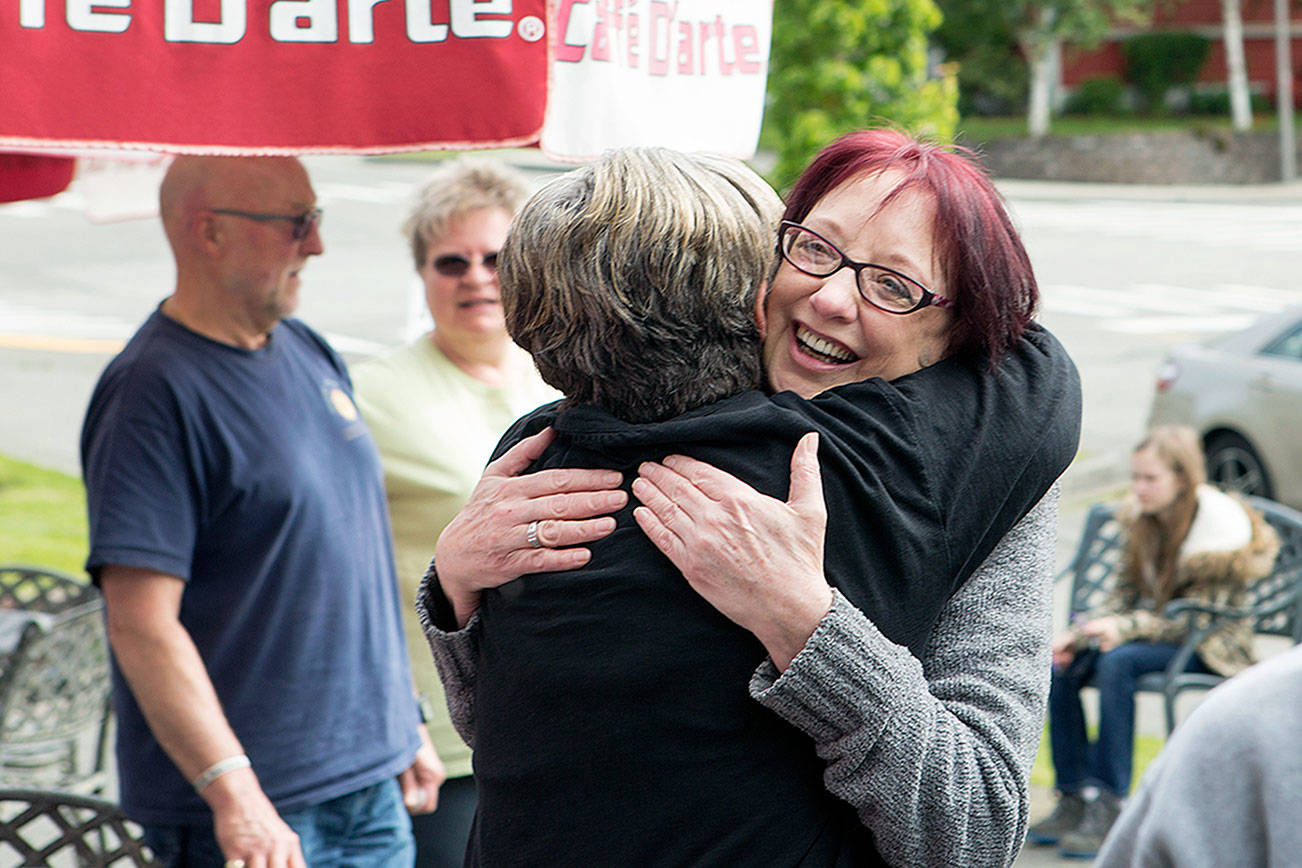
[{"x1": 1062, "y1": 0, "x2": 1302, "y2": 101}]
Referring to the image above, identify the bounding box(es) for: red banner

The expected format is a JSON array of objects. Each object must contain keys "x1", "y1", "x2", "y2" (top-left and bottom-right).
[{"x1": 0, "y1": 0, "x2": 550, "y2": 154}]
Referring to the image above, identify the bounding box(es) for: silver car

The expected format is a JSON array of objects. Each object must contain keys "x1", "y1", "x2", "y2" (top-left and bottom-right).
[{"x1": 1147, "y1": 306, "x2": 1302, "y2": 509}]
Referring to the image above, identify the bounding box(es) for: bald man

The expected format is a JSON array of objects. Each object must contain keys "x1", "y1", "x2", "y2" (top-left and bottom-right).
[{"x1": 81, "y1": 156, "x2": 440, "y2": 868}]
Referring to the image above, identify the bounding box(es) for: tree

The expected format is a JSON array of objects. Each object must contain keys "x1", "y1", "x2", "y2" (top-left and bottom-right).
[
  {"x1": 1019, "y1": 0, "x2": 1152, "y2": 135},
  {"x1": 1222, "y1": 0, "x2": 1253, "y2": 130},
  {"x1": 934, "y1": 0, "x2": 1028, "y2": 115},
  {"x1": 936, "y1": 0, "x2": 1148, "y2": 136},
  {"x1": 765, "y1": 0, "x2": 958, "y2": 192}
]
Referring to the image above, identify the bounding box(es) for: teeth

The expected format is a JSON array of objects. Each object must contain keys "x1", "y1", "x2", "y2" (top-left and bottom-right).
[{"x1": 796, "y1": 326, "x2": 856, "y2": 363}]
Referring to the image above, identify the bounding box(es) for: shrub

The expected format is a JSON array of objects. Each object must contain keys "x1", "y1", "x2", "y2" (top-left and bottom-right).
[
  {"x1": 1064, "y1": 76, "x2": 1127, "y2": 115},
  {"x1": 1123, "y1": 32, "x2": 1211, "y2": 113},
  {"x1": 1187, "y1": 88, "x2": 1270, "y2": 115},
  {"x1": 764, "y1": 0, "x2": 959, "y2": 192}
]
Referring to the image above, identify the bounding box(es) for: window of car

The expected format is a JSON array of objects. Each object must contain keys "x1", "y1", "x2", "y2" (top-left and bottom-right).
[{"x1": 1262, "y1": 324, "x2": 1302, "y2": 361}]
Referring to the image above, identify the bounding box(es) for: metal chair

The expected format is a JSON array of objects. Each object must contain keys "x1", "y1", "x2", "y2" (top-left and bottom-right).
[
  {"x1": 1061, "y1": 496, "x2": 1302, "y2": 734},
  {"x1": 0, "y1": 788, "x2": 155, "y2": 866},
  {"x1": 0, "y1": 565, "x2": 112, "y2": 795}
]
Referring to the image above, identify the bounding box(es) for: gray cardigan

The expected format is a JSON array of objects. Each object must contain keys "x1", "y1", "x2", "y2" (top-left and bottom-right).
[{"x1": 419, "y1": 485, "x2": 1059, "y2": 868}]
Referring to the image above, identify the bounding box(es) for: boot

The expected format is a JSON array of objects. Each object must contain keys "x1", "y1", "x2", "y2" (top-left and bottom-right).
[
  {"x1": 1058, "y1": 792, "x2": 1123, "y2": 860},
  {"x1": 1025, "y1": 791, "x2": 1086, "y2": 845}
]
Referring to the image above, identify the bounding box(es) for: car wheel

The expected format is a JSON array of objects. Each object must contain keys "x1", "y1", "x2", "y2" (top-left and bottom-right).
[{"x1": 1205, "y1": 433, "x2": 1274, "y2": 500}]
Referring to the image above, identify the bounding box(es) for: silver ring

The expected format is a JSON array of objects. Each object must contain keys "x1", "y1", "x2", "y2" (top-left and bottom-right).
[
  {"x1": 526, "y1": 520, "x2": 544, "y2": 549},
  {"x1": 225, "y1": 860, "x2": 247, "y2": 868}
]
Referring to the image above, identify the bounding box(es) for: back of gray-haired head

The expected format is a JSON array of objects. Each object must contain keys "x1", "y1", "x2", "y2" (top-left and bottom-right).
[
  {"x1": 405, "y1": 157, "x2": 531, "y2": 270},
  {"x1": 500, "y1": 147, "x2": 783, "y2": 423}
]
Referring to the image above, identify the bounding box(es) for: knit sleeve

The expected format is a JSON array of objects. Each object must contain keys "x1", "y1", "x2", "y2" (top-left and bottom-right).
[
  {"x1": 750, "y1": 485, "x2": 1059, "y2": 867},
  {"x1": 415, "y1": 561, "x2": 480, "y2": 748}
]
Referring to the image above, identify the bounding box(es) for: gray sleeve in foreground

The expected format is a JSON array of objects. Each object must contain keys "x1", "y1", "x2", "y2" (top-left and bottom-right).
[
  {"x1": 1095, "y1": 645, "x2": 1302, "y2": 868},
  {"x1": 751, "y1": 484, "x2": 1060, "y2": 868}
]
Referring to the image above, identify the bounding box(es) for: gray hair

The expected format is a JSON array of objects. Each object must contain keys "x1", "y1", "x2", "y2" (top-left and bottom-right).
[
  {"x1": 500, "y1": 147, "x2": 783, "y2": 423},
  {"x1": 404, "y1": 157, "x2": 530, "y2": 270}
]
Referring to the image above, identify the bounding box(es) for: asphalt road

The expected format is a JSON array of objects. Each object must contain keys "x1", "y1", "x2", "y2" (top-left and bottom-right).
[
  {"x1": 3, "y1": 156, "x2": 1300, "y2": 866},
  {"x1": 5, "y1": 155, "x2": 1300, "y2": 484}
]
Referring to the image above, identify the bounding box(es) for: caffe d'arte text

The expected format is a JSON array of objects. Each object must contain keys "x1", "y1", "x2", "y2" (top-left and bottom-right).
[
  {"x1": 17, "y1": 0, "x2": 541, "y2": 44},
  {"x1": 17, "y1": 0, "x2": 762, "y2": 77},
  {"x1": 557, "y1": 1, "x2": 763, "y2": 77}
]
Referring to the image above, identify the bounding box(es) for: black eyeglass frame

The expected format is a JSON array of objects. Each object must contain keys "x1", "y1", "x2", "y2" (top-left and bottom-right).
[
  {"x1": 210, "y1": 207, "x2": 323, "y2": 241},
  {"x1": 776, "y1": 220, "x2": 954, "y2": 315},
  {"x1": 429, "y1": 252, "x2": 500, "y2": 278}
]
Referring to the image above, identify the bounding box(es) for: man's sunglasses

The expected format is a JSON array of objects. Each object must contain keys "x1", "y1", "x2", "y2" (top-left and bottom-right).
[
  {"x1": 210, "y1": 207, "x2": 323, "y2": 241},
  {"x1": 431, "y1": 252, "x2": 498, "y2": 277}
]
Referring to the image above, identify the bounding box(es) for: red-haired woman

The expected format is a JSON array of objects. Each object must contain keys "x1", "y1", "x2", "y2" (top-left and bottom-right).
[
  {"x1": 424, "y1": 130, "x2": 1081, "y2": 866},
  {"x1": 1029, "y1": 425, "x2": 1279, "y2": 859}
]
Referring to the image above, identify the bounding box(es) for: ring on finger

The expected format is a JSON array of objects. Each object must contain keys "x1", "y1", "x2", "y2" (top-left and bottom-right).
[
  {"x1": 526, "y1": 519, "x2": 545, "y2": 549},
  {"x1": 225, "y1": 860, "x2": 247, "y2": 868}
]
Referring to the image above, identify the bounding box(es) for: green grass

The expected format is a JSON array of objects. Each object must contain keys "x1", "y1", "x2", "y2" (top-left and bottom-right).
[
  {"x1": 0, "y1": 454, "x2": 88, "y2": 577},
  {"x1": 1030, "y1": 723, "x2": 1165, "y2": 793}
]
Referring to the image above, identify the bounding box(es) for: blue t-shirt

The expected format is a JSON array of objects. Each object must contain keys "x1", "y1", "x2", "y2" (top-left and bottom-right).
[{"x1": 82, "y1": 310, "x2": 419, "y2": 825}]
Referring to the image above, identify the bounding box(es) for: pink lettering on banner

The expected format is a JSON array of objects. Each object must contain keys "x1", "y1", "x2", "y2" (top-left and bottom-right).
[
  {"x1": 626, "y1": 10, "x2": 639, "y2": 67},
  {"x1": 592, "y1": 0, "x2": 611, "y2": 61},
  {"x1": 712, "y1": 15, "x2": 730, "y2": 75},
  {"x1": 556, "y1": 0, "x2": 590, "y2": 62},
  {"x1": 648, "y1": 1, "x2": 673, "y2": 77},
  {"x1": 561, "y1": 1, "x2": 763, "y2": 79},
  {"x1": 675, "y1": 21, "x2": 692, "y2": 75},
  {"x1": 733, "y1": 24, "x2": 760, "y2": 73}
]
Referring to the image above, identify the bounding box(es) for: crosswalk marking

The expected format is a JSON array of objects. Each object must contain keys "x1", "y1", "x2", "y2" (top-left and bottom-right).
[
  {"x1": 0, "y1": 300, "x2": 389, "y2": 357},
  {"x1": 1040, "y1": 282, "x2": 1295, "y2": 335},
  {"x1": 1010, "y1": 200, "x2": 1302, "y2": 254}
]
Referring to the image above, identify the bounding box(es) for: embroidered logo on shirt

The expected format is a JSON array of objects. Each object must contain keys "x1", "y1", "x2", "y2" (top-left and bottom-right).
[
  {"x1": 322, "y1": 381, "x2": 368, "y2": 440},
  {"x1": 328, "y1": 387, "x2": 359, "y2": 422}
]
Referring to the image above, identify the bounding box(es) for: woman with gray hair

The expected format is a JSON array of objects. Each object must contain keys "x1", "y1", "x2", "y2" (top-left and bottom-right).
[
  {"x1": 418, "y1": 144, "x2": 1080, "y2": 865},
  {"x1": 351, "y1": 157, "x2": 557, "y2": 866}
]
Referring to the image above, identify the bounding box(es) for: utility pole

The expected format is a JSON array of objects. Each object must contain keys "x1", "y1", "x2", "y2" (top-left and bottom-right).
[{"x1": 1275, "y1": 0, "x2": 1296, "y2": 181}]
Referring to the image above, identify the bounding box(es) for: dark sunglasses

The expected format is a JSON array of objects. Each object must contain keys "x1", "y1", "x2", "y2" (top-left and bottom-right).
[
  {"x1": 210, "y1": 207, "x2": 323, "y2": 241},
  {"x1": 431, "y1": 252, "x2": 499, "y2": 277}
]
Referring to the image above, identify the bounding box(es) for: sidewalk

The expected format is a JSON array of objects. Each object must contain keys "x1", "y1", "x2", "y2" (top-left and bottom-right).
[{"x1": 1015, "y1": 454, "x2": 1158, "y2": 868}]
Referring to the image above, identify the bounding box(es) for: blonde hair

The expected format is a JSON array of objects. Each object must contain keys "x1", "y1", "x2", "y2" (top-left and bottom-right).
[
  {"x1": 500, "y1": 147, "x2": 783, "y2": 423},
  {"x1": 1122, "y1": 425, "x2": 1207, "y2": 605},
  {"x1": 404, "y1": 157, "x2": 530, "y2": 270}
]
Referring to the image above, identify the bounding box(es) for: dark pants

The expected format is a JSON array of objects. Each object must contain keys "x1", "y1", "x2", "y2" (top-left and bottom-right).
[
  {"x1": 1048, "y1": 641, "x2": 1211, "y2": 797},
  {"x1": 142, "y1": 778, "x2": 414, "y2": 867},
  {"x1": 410, "y1": 774, "x2": 476, "y2": 867}
]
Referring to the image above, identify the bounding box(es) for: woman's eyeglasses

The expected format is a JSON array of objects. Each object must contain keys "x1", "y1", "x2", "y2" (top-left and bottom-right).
[
  {"x1": 210, "y1": 207, "x2": 323, "y2": 241},
  {"x1": 777, "y1": 221, "x2": 953, "y2": 315},
  {"x1": 431, "y1": 252, "x2": 499, "y2": 277}
]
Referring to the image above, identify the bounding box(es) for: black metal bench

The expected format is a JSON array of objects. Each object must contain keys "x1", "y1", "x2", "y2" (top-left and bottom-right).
[
  {"x1": 1060, "y1": 496, "x2": 1302, "y2": 734},
  {"x1": 0, "y1": 565, "x2": 112, "y2": 795},
  {"x1": 0, "y1": 788, "x2": 155, "y2": 866}
]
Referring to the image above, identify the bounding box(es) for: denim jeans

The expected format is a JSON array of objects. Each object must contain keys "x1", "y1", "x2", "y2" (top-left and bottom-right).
[
  {"x1": 1047, "y1": 641, "x2": 1211, "y2": 797},
  {"x1": 143, "y1": 778, "x2": 414, "y2": 867}
]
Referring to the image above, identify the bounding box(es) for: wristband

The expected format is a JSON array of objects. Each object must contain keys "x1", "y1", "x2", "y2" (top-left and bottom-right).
[{"x1": 191, "y1": 754, "x2": 251, "y2": 792}]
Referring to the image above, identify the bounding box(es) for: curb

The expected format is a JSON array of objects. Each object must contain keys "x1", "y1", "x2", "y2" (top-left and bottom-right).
[{"x1": 1060, "y1": 451, "x2": 1128, "y2": 503}]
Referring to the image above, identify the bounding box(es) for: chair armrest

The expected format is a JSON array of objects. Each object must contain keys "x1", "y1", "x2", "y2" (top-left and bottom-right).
[{"x1": 1163, "y1": 582, "x2": 1301, "y2": 623}]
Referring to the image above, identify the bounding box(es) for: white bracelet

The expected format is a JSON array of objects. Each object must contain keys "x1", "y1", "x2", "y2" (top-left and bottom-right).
[{"x1": 191, "y1": 754, "x2": 251, "y2": 792}]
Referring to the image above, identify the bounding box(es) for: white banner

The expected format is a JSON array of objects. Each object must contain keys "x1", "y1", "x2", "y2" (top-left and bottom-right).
[{"x1": 540, "y1": 0, "x2": 773, "y2": 160}]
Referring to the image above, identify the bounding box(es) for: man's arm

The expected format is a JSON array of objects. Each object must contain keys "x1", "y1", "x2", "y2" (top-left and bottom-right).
[{"x1": 100, "y1": 565, "x2": 304, "y2": 867}]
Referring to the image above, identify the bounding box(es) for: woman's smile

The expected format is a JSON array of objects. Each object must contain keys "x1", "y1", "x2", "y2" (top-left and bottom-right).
[{"x1": 792, "y1": 323, "x2": 858, "y2": 366}]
